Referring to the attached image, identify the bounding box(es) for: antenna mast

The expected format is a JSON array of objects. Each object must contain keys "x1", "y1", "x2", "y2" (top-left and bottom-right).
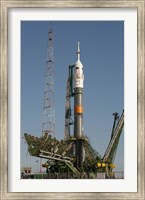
[{"x1": 42, "y1": 28, "x2": 55, "y2": 136}]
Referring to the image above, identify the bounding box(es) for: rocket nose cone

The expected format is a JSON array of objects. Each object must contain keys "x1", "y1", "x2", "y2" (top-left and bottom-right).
[{"x1": 75, "y1": 59, "x2": 83, "y2": 68}]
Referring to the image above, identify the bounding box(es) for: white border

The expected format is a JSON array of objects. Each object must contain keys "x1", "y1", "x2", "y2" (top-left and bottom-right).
[{"x1": 8, "y1": 8, "x2": 137, "y2": 192}]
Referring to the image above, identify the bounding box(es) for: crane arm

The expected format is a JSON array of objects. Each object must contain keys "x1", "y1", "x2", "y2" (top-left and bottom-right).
[{"x1": 103, "y1": 110, "x2": 124, "y2": 163}]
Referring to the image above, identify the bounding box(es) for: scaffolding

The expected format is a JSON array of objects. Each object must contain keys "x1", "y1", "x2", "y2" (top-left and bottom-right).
[{"x1": 42, "y1": 29, "x2": 55, "y2": 136}]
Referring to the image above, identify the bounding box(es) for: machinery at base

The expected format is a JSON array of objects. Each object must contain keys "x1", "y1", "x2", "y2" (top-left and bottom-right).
[{"x1": 24, "y1": 109, "x2": 124, "y2": 179}]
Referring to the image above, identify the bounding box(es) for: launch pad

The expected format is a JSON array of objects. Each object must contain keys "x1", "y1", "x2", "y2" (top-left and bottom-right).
[
  {"x1": 24, "y1": 110, "x2": 124, "y2": 179},
  {"x1": 24, "y1": 42, "x2": 124, "y2": 179}
]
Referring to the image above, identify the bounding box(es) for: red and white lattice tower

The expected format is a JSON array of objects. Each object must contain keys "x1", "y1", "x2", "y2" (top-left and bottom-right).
[{"x1": 42, "y1": 29, "x2": 55, "y2": 136}]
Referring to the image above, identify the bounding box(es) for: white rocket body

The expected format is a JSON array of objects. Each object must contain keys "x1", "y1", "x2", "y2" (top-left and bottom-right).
[{"x1": 74, "y1": 42, "x2": 84, "y2": 88}]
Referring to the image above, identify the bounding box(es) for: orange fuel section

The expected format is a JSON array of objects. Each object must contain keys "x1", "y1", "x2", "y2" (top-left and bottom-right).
[{"x1": 74, "y1": 105, "x2": 83, "y2": 113}]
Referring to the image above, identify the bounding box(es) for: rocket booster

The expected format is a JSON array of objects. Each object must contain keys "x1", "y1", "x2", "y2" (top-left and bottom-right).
[{"x1": 74, "y1": 42, "x2": 84, "y2": 139}]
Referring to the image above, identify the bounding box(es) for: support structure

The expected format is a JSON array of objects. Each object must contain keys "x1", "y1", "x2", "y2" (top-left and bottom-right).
[
  {"x1": 64, "y1": 65, "x2": 74, "y2": 139},
  {"x1": 42, "y1": 29, "x2": 55, "y2": 136}
]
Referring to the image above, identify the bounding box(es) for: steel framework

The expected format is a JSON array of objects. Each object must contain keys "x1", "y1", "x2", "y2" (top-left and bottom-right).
[{"x1": 42, "y1": 29, "x2": 55, "y2": 136}]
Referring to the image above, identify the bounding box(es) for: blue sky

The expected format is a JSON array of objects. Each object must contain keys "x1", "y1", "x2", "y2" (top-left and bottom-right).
[{"x1": 21, "y1": 21, "x2": 124, "y2": 173}]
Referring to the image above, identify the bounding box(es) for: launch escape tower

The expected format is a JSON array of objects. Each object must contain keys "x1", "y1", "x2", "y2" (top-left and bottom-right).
[
  {"x1": 42, "y1": 29, "x2": 55, "y2": 136},
  {"x1": 24, "y1": 41, "x2": 124, "y2": 179}
]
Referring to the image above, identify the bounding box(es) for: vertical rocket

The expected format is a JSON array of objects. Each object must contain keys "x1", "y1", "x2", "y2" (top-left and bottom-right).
[
  {"x1": 74, "y1": 42, "x2": 84, "y2": 168},
  {"x1": 74, "y1": 41, "x2": 84, "y2": 138}
]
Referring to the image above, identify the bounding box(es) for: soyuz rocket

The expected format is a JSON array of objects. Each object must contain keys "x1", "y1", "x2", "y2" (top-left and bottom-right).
[
  {"x1": 74, "y1": 42, "x2": 84, "y2": 167},
  {"x1": 74, "y1": 42, "x2": 84, "y2": 138}
]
